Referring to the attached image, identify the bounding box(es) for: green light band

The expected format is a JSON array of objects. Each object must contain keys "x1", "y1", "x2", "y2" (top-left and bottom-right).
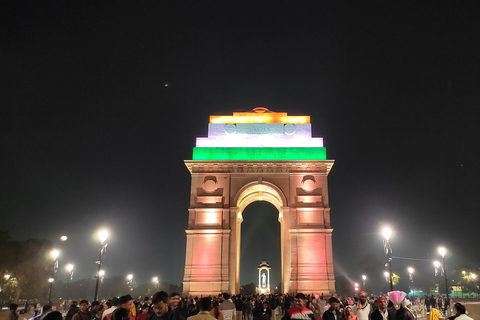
[{"x1": 192, "y1": 147, "x2": 327, "y2": 161}]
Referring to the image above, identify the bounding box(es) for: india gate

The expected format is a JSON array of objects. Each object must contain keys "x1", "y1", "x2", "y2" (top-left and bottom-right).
[{"x1": 182, "y1": 107, "x2": 335, "y2": 296}]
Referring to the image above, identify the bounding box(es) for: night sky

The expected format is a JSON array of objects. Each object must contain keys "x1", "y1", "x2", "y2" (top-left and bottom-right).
[{"x1": 2, "y1": 1, "x2": 480, "y2": 291}]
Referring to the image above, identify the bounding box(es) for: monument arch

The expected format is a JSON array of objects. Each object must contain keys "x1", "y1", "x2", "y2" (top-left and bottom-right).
[{"x1": 182, "y1": 108, "x2": 335, "y2": 296}]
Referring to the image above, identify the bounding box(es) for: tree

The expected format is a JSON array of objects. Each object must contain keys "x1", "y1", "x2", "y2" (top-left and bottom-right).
[{"x1": 0, "y1": 230, "x2": 53, "y2": 302}]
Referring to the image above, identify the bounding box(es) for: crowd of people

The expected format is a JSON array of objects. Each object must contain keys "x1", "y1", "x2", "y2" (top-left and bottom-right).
[{"x1": 4, "y1": 291, "x2": 475, "y2": 320}]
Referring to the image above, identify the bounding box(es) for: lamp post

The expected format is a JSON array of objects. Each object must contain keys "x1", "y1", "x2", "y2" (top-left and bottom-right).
[
  {"x1": 472, "y1": 274, "x2": 477, "y2": 299},
  {"x1": 382, "y1": 227, "x2": 393, "y2": 291},
  {"x1": 152, "y1": 277, "x2": 159, "y2": 290},
  {"x1": 127, "y1": 274, "x2": 134, "y2": 291},
  {"x1": 94, "y1": 230, "x2": 108, "y2": 301},
  {"x1": 438, "y1": 247, "x2": 449, "y2": 307},
  {"x1": 408, "y1": 267, "x2": 415, "y2": 296},
  {"x1": 362, "y1": 275, "x2": 367, "y2": 287},
  {"x1": 48, "y1": 249, "x2": 59, "y2": 302},
  {"x1": 64, "y1": 264, "x2": 74, "y2": 310}
]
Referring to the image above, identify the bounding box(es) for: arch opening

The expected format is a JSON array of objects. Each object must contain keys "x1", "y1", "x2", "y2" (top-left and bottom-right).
[{"x1": 239, "y1": 201, "x2": 281, "y2": 294}]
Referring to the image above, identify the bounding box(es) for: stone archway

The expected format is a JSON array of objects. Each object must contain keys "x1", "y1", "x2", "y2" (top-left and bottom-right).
[{"x1": 181, "y1": 108, "x2": 336, "y2": 296}]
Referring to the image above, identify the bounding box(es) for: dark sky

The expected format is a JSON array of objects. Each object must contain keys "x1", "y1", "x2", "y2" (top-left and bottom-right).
[{"x1": 2, "y1": 1, "x2": 480, "y2": 290}]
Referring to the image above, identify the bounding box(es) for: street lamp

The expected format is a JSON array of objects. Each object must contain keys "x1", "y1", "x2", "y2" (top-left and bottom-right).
[
  {"x1": 94, "y1": 230, "x2": 108, "y2": 301},
  {"x1": 438, "y1": 247, "x2": 449, "y2": 306},
  {"x1": 471, "y1": 274, "x2": 477, "y2": 299},
  {"x1": 4, "y1": 274, "x2": 10, "y2": 281},
  {"x1": 152, "y1": 277, "x2": 159, "y2": 290},
  {"x1": 382, "y1": 227, "x2": 393, "y2": 291},
  {"x1": 362, "y1": 275, "x2": 367, "y2": 287},
  {"x1": 48, "y1": 249, "x2": 59, "y2": 302},
  {"x1": 63, "y1": 264, "x2": 74, "y2": 310},
  {"x1": 127, "y1": 274, "x2": 134, "y2": 291},
  {"x1": 408, "y1": 267, "x2": 415, "y2": 296}
]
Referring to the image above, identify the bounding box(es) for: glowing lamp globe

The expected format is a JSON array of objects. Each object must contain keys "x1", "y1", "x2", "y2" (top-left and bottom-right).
[
  {"x1": 98, "y1": 230, "x2": 108, "y2": 243},
  {"x1": 382, "y1": 227, "x2": 392, "y2": 241},
  {"x1": 384, "y1": 271, "x2": 389, "y2": 277},
  {"x1": 438, "y1": 247, "x2": 446, "y2": 258},
  {"x1": 434, "y1": 261, "x2": 440, "y2": 268},
  {"x1": 51, "y1": 249, "x2": 60, "y2": 260},
  {"x1": 408, "y1": 267, "x2": 414, "y2": 274},
  {"x1": 99, "y1": 270, "x2": 105, "y2": 277},
  {"x1": 66, "y1": 264, "x2": 74, "y2": 272},
  {"x1": 472, "y1": 274, "x2": 477, "y2": 280}
]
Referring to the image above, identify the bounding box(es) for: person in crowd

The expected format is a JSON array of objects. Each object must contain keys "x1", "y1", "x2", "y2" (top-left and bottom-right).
[
  {"x1": 220, "y1": 293, "x2": 236, "y2": 320},
  {"x1": 7, "y1": 303, "x2": 19, "y2": 320},
  {"x1": 210, "y1": 299, "x2": 225, "y2": 320},
  {"x1": 170, "y1": 294, "x2": 182, "y2": 311},
  {"x1": 449, "y1": 303, "x2": 473, "y2": 320},
  {"x1": 322, "y1": 297, "x2": 343, "y2": 320},
  {"x1": 40, "y1": 304, "x2": 54, "y2": 320},
  {"x1": 117, "y1": 295, "x2": 135, "y2": 320},
  {"x1": 73, "y1": 300, "x2": 92, "y2": 320},
  {"x1": 344, "y1": 306, "x2": 357, "y2": 320},
  {"x1": 113, "y1": 309, "x2": 132, "y2": 320},
  {"x1": 187, "y1": 298, "x2": 217, "y2": 320},
  {"x1": 244, "y1": 298, "x2": 253, "y2": 320},
  {"x1": 147, "y1": 291, "x2": 186, "y2": 320},
  {"x1": 282, "y1": 293, "x2": 315, "y2": 320},
  {"x1": 44, "y1": 312, "x2": 63, "y2": 320},
  {"x1": 259, "y1": 302, "x2": 271, "y2": 320},
  {"x1": 397, "y1": 299, "x2": 416, "y2": 320},
  {"x1": 66, "y1": 302, "x2": 79, "y2": 320},
  {"x1": 354, "y1": 292, "x2": 372, "y2": 320},
  {"x1": 104, "y1": 298, "x2": 120, "y2": 320},
  {"x1": 137, "y1": 305, "x2": 151, "y2": 320},
  {"x1": 90, "y1": 302, "x2": 101, "y2": 319},
  {"x1": 95, "y1": 306, "x2": 105, "y2": 320},
  {"x1": 268, "y1": 295, "x2": 278, "y2": 320},
  {"x1": 371, "y1": 298, "x2": 394, "y2": 320},
  {"x1": 234, "y1": 296, "x2": 244, "y2": 320}
]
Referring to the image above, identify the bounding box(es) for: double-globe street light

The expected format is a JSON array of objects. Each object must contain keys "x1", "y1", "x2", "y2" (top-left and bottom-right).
[
  {"x1": 48, "y1": 249, "x2": 59, "y2": 302},
  {"x1": 408, "y1": 267, "x2": 415, "y2": 296},
  {"x1": 94, "y1": 230, "x2": 108, "y2": 301},
  {"x1": 153, "y1": 277, "x2": 159, "y2": 290},
  {"x1": 471, "y1": 274, "x2": 478, "y2": 299},
  {"x1": 438, "y1": 247, "x2": 449, "y2": 306},
  {"x1": 382, "y1": 227, "x2": 393, "y2": 291},
  {"x1": 64, "y1": 264, "x2": 74, "y2": 310}
]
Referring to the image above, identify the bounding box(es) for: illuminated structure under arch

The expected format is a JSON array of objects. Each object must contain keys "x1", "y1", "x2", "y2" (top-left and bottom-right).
[{"x1": 182, "y1": 108, "x2": 336, "y2": 296}]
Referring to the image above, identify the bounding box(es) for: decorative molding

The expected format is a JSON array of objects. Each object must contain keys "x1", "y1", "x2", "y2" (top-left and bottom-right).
[{"x1": 185, "y1": 160, "x2": 334, "y2": 175}]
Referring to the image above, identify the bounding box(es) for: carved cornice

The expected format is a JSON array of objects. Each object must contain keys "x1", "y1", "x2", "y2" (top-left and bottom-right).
[{"x1": 184, "y1": 160, "x2": 334, "y2": 175}]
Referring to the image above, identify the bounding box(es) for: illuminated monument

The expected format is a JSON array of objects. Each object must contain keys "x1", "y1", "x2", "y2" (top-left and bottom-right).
[{"x1": 182, "y1": 107, "x2": 335, "y2": 296}]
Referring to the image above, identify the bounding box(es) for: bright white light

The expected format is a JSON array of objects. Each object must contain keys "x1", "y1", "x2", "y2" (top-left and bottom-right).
[
  {"x1": 382, "y1": 227, "x2": 392, "y2": 240},
  {"x1": 48, "y1": 278, "x2": 54, "y2": 283},
  {"x1": 384, "y1": 271, "x2": 389, "y2": 277},
  {"x1": 4, "y1": 274, "x2": 11, "y2": 280},
  {"x1": 438, "y1": 247, "x2": 446, "y2": 258},
  {"x1": 60, "y1": 236, "x2": 68, "y2": 241},
  {"x1": 66, "y1": 264, "x2": 74, "y2": 272},
  {"x1": 472, "y1": 274, "x2": 477, "y2": 280},
  {"x1": 51, "y1": 249, "x2": 60, "y2": 260},
  {"x1": 152, "y1": 277, "x2": 158, "y2": 283},
  {"x1": 98, "y1": 230, "x2": 108, "y2": 243},
  {"x1": 362, "y1": 275, "x2": 367, "y2": 280},
  {"x1": 99, "y1": 270, "x2": 105, "y2": 277},
  {"x1": 463, "y1": 271, "x2": 466, "y2": 275},
  {"x1": 354, "y1": 283, "x2": 359, "y2": 287},
  {"x1": 408, "y1": 267, "x2": 414, "y2": 274},
  {"x1": 434, "y1": 261, "x2": 440, "y2": 268},
  {"x1": 127, "y1": 274, "x2": 133, "y2": 281}
]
